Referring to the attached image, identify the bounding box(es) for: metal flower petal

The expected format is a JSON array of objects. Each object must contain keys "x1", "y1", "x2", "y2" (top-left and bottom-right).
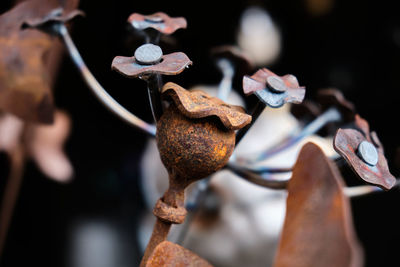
[
  {"x1": 22, "y1": 7, "x2": 84, "y2": 28},
  {"x1": 333, "y1": 115, "x2": 396, "y2": 190},
  {"x1": 211, "y1": 45, "x2": 253, "y2": 75},
  {"x1": 243, "y1": 68, "x2": 305, "y2": 108},
  {"x1": 111, "y1": 52, "x2": 192, "y2": 78},
  {"x1": 161, "y1": 82, "x2": 252, "y2": 131},
  {"x1": 128, "y1": 12, "x2": 187, "y2": 35},
  {"x1": 274, "y1": 142, "x2": 363, "y2": 267},
  {"x1": 146, "y1": 241, "x2": 212, "y2": 267},
  {"x1": 317, "y1": 88, "x2": 356, "y2": 122}
]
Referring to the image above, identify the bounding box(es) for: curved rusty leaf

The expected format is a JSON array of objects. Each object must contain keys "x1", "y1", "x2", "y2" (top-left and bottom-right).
[
  {"x1": 274, "y1": 142, "x2": 363, "y2": 267},
  {"x1": 111, "y1": 52, "x2": 192, "y2": 78},
  {"x1": 334, "y1": 115, "x2": 396, "y2": 190},
  {"x1": 128, "y1": 12, "x2": 187, "y2": 35},
  {"x1": 161, "y1": 82, "x2": 252, "y2": 130},
  {"x1": 146, "y1": 241, "x2": 212, "y2": 267}
]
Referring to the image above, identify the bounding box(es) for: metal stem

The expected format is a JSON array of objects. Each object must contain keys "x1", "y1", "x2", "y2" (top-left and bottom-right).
[
  {"x1": 235, "y1": 101, "x2": 265, "y2": 145},
  {"x1": 216, "y1": 59, "x2": 234, "y2": 101},
  {"x1": 146, "y1": 74, "x2": 164, "y2": 122},
  {"x1": 55, "y1": 23, "x2": 156, "y2": 136},
  {"x1": 249, "y1": 107, "x2": 341, "y2": 163}
]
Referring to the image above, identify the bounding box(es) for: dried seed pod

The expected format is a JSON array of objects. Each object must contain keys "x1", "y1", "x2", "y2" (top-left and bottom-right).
[
  {"x1": 243, "y1": 68, "x2": 305, "y2": 108},
  {"x1": 333, "y1": 115, "x2": 396, "y2": 190}
]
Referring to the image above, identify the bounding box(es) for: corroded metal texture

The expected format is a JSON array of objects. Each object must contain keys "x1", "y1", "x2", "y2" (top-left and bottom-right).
[
  {"x1": 0, "y1": 0, "x2": 80, "y2": 124},
  {"x1": 128, "y1": 12, "x2": 187, "y2": 35},
  {"x1": 317, "y1": 88, "x2": 355, "y2": 122},
  {"x1": 146, "y1": 241, "x2": 212, "y2": 267},
  {"x1": 162, "y1": 82, "x2": 251, "y2": 130},
  {"x1": 111, "y1": 52, "x2": 192, "y2": 78},
  {"x1": 274, "y1": 142, "x2": 363, "y2": 267},
  {"x1": 211, "y1": 45, "x2": 253, "y2": 75},
  {"x1": 243, "y1": 68, "x2": 305, "y2": 108},
  {"x1": 156, "y1": 105, "x2": 236, "y2": 181},
  {"x1": 334, "y1": 115, "x2": 396, "y2": 190}
]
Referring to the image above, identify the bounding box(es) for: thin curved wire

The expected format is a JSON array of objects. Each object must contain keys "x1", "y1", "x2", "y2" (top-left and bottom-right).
[{"x1": 55, "y1": 23, "x2": 156, "y2": 136}]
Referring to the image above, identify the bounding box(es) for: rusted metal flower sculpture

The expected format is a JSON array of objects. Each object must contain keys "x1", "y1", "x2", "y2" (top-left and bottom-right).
[
  {"x1": 128, "y1": 12, "x2": 187, "y2": 35},
  {"x1": 112, "y1": 44, "x2": 192, "y2": 121},
  {"x1": 146, "y1": 241, "x2": 212, "y2": 267},
  {"x1": 140, "y1": 82, "x2": 251, "y2": 266},
  {"x1": 274, "y1": 142, "x2": 363, "y2": 267},
  {"x1": 0, "y1": 0, "x2": 81, "y2": 124},
  {"x1": 243, "y1": 68, "x2": 305, "y2": 108},
  {"x1": 334, "y1": 115, "x2": 396, "y2": 190}
]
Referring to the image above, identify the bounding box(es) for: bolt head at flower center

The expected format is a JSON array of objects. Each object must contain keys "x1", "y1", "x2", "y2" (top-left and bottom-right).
[
  {"x1": 357, "y1": 140, "x2": 378, "y2": 166},
  {"x1": 266, "y1": 76, "x2": 287, "y2": 93},
  {"x1": 134, "y1": 44, "x2": 163, "y2": 65}
]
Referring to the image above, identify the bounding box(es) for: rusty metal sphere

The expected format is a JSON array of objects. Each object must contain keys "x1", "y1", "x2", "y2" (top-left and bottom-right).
[{"x1": 156, "y1": 105, "x2": 235, "y2": 183}]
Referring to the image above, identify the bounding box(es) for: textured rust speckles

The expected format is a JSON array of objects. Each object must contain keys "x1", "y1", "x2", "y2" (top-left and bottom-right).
[
  {"x1": 111, "y1": 52, "x2": 192, "y2": 78},
  {"x1": 274, "y1": 142, "x2": 363, "y2": 267},
  {"x1": 157, "y1": 105, "x2": 236, "y2": 181},
  {"x1": 243, "y1": 68, "x2": 305, "y2": 108},
  {"x1": 333, "y1": 115, "x2": 396, "y2": 190},
  {"x1": 146, "y1": 241, "x2": 212, "y2": 267},
  {"x1": 162, "y1": 82, "x2": 251, "y2": 130},
  {"x1": 128, "y1": 12, "x2": 187, "y2": 35}
]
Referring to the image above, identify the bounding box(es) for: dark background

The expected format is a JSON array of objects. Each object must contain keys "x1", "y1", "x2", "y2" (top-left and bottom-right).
[{"x1": 1, "y1": 0, "x2": 400, "y2": 266}]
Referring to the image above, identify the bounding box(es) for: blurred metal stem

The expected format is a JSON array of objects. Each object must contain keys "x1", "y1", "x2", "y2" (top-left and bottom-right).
[{"x1": 55, "y1": 23, "x2": 156, "y2": 136}]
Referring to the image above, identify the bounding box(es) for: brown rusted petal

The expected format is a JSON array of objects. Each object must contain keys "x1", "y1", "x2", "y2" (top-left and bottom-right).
[
  {"x1": 334, "y1": 128, "x2": 396, "y2": 190},
  {"x1": 146, "y1": 241, "x2": 213, "y2": 267},
  {"x1": 243, "y1": 68, "x2": 305, "y2": 107},
  {"x1": 274, "y1": 142, "x2": 363, "y2": 267},
  {"x1": 161, "y1": 82, "x2": 251, "y2": 131},
  {"x1": 23, "y1": 8, "x2": 84, "y2": 28},
  {"x1": 0, "y1": 30, "x2": 54, "y2": 123},
  {"x1": 353, "y1": 114, "x2": 370, "y2": 138},
  {"x1": 290, "y1": 100, "x2": 321, "y2": 121},
  {"x1": 317, "y1": 88, "x2": 355, "y2": 122},
  {"x1": 211, "y1": 45, "x2": 253, "y2": 75},
  {"x1": 111, "y1": 52, "x2": 192, "y2": 78},
  {"x1": 128, "y1": 12, "x2": 187, "y2": 35}
]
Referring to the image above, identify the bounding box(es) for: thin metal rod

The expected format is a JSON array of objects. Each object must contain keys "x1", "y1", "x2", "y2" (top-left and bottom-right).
[
  {"x1": 146, "y1": 74, "x2": 164, "y2": 122},
  {"x1": 55, "y1": 23, "x2": 156, "y2": 136},
  {"x1": 0, "y1": 145, "x2": 25, "y2": 259},
  {"x1": 235, "y1": 101, "x2": 265, "y2": 145},
  {"x1": 216, "y1": 59, "x2": 234, "y2": 101},
  {"x1": 249, "y1": 107, "x2": 341, "y2": 163}
]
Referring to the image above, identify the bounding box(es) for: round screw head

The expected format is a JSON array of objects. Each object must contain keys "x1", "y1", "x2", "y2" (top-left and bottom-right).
[
  {"x1": 266, "y1": 76, "x2": 287, "y2": 93},
  {"x1": 144, "y1": 16, "x2": 164, "y2": 23},
  {"x1": 134, "y1": 44, "x2": 163, "y2": 65},
  {"x1": 357, "y1": 140, "x2": 379, "y2": 166}
]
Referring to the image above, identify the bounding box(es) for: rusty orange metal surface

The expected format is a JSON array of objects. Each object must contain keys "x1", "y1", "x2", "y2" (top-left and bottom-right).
[
  {"x1": 128, "y1": 12, "x2": 187, "y2": 35},
  {"x1": 162, "y1": 82, "x2": 251, "y2": 130},
  {"x1": 146, "y1": 241, "x2": 212, "y2": 267},
  {"x1": 141, "y1": 83, "x2": 250, "y2": 266},
  {"x1": 242, "y1": 68, "x2": 305, "y2": 108},
  {"x1": 274, "y1": 142, "x2": 363, "y2": 267},
  {"x1": 111, "y1": 52, "x2": 192, "y2": 78},
  {"x1": 0, "y1": 0, "x2": 81, "y2": 124},
  {"x1": 334, "y1": 115, "x2": 396, "y2": 190}
]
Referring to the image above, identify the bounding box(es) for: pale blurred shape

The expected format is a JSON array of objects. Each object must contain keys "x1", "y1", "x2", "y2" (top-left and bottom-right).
[
  {"x1": 237, "y1": 6, "x2": 281, "y2": 66},
  {"x1": 70, "y1": 220, "x2": 121, "y2": 267},
  {"x1": 0, "y1": 113, "x2": 24, "y2": 153},
  {"x1": 28, "y1": 110, "x2": 73, "y2": 182}
]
